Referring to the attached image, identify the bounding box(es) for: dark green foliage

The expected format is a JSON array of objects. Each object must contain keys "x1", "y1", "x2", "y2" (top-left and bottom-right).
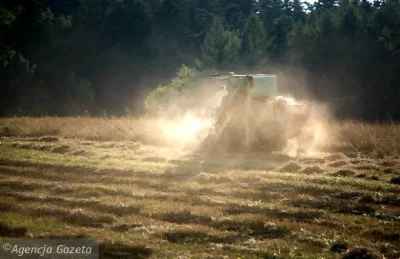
[
  {"x1": 63, "y1": 73, "x2": 94, "y2": 115},
  {"x1": 242, "y1": 13, "x2": 267, "y2": 68},
  {"x1": 270, "y1": 15, "x2": 293, "y2": 62},
  {"x1": 224, "y1": 4, "x2": 246, "y2": 30},
  {"x1": 259, "y1": 0, "x2": 284, "y2": 31},
  {"x1": 292, "y1": 0, "x2": 306, "y2": 22},
  {"x1": 201, "y1": 16, "x2": 241, "y2": 69},
  {"x1": 315, "y1": 0, "x2": 338, "y2": 11},
  {"x1": 0, "y1": 0, "x2": 399, "y2": 120},
  {"x1": 144, "y1": 65, "x2": 204, "y2": 116}
]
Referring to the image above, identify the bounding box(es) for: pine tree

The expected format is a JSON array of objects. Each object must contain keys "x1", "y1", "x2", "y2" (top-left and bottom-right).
[
  {"x1": 283, "y1": 0, "x2": 292, "y2": 16},
  {"x1": 360, "y1": 0, "x2": 372, "y2": 12},
  {"x1": 316, "y1": 0, "x2": 338, "y2": 11},
  {"x1": 242, "y1": 13, "x2": 268, "y2": 67},
  {"x1": 339, "y1": 3, "x2": 361, "y2": 39},
  {"x1": 291, "y1": 0, "x2": 306, "y2": 22},
  {"x1": 219, "y1": 0, "x2": 257, "y2": 15},
  {"x1": 193, "y1": 0, "x2": 222, "y2": 15},
  {"x1": 259, "y1": 0, "x2": 284, "y2": 31},
  {"x1": 270, "y1": 15, "x2": 293, "y2": 62},
  {"x1": 156, "y1": 0, "x2": 191, "y2": 41},
  {"x1": 224, "y1": 4, "x2": 245, "y2": 30},
  {"x1": 201, "y1": 16, "x2": 241, "y2": 70}
]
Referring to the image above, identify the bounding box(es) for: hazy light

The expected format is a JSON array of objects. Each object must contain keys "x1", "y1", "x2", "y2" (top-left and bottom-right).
[{"x1": 157, "y1": 112, "x2": 212, "y2": 149}]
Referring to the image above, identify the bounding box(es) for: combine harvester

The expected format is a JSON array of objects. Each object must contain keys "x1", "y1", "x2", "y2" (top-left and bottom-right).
[{"x1": 202, "y1": 72, "x2": 315, "y2": 153}]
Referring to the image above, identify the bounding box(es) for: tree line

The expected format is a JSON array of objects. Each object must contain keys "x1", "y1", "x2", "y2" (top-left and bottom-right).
[{"x1": 1, "y1": 0, "x2": 399, "y2": 120}]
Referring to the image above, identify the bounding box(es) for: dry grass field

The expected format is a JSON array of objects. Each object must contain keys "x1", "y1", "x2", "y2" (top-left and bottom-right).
[{"x1": 0, "y1": 117, "x2": 399, "y2": 258}]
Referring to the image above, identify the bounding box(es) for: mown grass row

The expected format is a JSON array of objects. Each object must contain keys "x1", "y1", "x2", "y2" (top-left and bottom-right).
[{"x1": 0, "y1": 138, "x2": 399, "y2": 258}]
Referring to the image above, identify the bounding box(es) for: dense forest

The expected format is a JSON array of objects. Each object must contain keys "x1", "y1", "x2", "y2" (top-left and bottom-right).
[{"x1": 1, "y1": 0, "x2": 399, "y2": 120}]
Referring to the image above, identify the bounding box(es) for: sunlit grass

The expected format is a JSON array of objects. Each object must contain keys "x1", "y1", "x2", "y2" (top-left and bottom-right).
[
  {"x1": 0, "y1": 119, "x2": 399, "y2": 258},
  {"x1": 1, "y1": 116, "x2": 400, "y2": 156}
]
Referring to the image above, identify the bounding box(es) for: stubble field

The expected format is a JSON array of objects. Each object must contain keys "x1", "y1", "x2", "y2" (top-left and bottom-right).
[{"x1": 0, "y1": 117, "x2": 399, "y2": 258}]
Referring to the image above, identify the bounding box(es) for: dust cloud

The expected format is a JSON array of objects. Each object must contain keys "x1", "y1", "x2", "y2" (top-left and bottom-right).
[
  {"x1": 156, "y1": 111, "x2": 213, "y2": 149},
  {"x1": 149, "y1": 68, "x2": 336, "y2": 155},
  {"x1": 282, "y1": 101, "x2": 333, "y2": 158}
]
